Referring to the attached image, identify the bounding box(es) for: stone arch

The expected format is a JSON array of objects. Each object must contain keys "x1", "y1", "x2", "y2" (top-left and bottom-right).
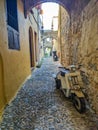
[
  {"x1": 42, "y1": 36, "x2": 58, "y2": 47},
  {"x1": 29, "y1": 27, "x2": 35, "y2": 67},
  {"x1": 0, "y1": 54, "x2": 6, "y2": 114},
  {"x1": 24, "y1": 0, "x2": 72, "y2": 18},
  {"x1": 24, "y1": 0, "x2": 90, "y2": 18},
  {"x1": 32, "y1": 0, "x2": 70, "y2": 10},
  {"x1": 41, "y1": 36, "x2": 57, "y2": 41}
]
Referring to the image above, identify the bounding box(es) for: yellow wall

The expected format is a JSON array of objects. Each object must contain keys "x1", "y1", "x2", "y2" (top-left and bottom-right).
[
  {"x1": 0, "y1": 0, "x2": 39, "y2": 116},
  {"x1": 0, "y1": 54, "x2": 6, "y2": 119}
]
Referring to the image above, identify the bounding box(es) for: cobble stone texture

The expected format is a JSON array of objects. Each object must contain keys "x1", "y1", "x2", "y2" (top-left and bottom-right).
[{"x1": 0, "y1": 57, "x2": 98, "y2": 130}]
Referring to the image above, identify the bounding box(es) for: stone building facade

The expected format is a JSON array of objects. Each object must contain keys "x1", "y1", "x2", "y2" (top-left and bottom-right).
[
  {"x1": 58, "y1": 0, "x2": 98, "y2": 113},
  {"x1": 0, "y1": 0, "x2": 42, "y2": 118}
]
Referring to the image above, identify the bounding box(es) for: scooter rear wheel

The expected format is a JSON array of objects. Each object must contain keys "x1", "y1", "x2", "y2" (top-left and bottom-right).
[
  {"x1": 73, "y1": 96, "x2": 86, "y2": 113},
  {"x1": 55, "y1": 78, "x2": 61, "y2": 89}
]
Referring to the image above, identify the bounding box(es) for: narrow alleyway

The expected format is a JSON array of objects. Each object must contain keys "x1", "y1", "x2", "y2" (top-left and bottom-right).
[{"x1": 0, "y1": 58, "x2": 97, "y2": 130}]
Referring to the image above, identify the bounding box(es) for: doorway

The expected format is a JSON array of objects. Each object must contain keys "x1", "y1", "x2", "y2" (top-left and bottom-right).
[
  {"x1": 34, "y1": 32, "x2": 37, "y2": 62},
  {"x1": 29, "y1": 27, "x2": 35, "y2": 67}
]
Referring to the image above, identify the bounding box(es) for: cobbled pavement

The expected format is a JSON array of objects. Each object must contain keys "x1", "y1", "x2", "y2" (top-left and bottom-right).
[{"x1": 0, "y1": 57, "x2": 98, "y2": 130}]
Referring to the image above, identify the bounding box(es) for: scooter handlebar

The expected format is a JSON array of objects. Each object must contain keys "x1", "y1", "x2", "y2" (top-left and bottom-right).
[
  {"x1": 58, "y1": 66, "x2": 69, "y2": 70},
  {"x1": 58, "y1": 66, "x2": 64, "y2": 68}
]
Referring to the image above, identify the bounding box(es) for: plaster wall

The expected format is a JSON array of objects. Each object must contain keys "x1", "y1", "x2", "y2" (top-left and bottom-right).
[{"x1": 0, "y1": 0, "x2": 39, "y2": 117}]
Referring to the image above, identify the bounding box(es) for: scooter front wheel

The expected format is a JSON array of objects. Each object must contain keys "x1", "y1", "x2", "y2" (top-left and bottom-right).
[{"x1": 73, "y1": 96, "x2": 86, "y2": 113}]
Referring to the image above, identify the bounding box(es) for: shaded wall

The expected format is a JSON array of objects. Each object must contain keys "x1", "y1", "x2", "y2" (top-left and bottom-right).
[
  {"x1": 58, "y1": 6, "x2": 70, "y2": 65},
  {"x1": 59, "y1": 0, "x2": 98, "y2": 113}
]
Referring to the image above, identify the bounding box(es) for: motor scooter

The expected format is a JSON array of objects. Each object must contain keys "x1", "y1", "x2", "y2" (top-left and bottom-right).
[
  {"x1": 52, "y1": 51, "x2": 58, "y2": 61},
  {"x1": 54, "y1": 65, "x2": 86, "y2": 113}
]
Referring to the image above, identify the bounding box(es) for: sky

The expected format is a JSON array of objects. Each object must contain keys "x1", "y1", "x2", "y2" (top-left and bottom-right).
[{"x1": 42, "y1": 3, "x2": 59, "y2": 31}]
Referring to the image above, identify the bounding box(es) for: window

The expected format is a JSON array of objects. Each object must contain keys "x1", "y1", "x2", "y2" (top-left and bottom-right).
[{"x1": 6, "y1": 0, "x2": 20, "y2": 50}]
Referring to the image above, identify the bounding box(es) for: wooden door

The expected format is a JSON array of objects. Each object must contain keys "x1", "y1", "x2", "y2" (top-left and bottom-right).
[{"x1": 29, "y1": 27, "x2": 35, "y2": 67}]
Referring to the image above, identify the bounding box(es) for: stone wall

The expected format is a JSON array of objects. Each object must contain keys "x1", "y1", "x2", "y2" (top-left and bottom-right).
[
  {"x1": 59, "y1": 0, "x2": 98, "y2": 113},
  {"x1": 79, "y1": 0, "x2": 98, "y2": 113},
  {"x1": 58, "y1": 6, "x2": 70, "y2": 66}
]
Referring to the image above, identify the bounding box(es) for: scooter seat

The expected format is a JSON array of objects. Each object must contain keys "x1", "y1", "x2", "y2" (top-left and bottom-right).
[{"x1": 61, "y1": 70, "x2": 69, "y2": 76}]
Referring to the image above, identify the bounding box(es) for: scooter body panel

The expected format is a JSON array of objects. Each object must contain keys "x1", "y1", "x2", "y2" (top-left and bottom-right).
[
  {"x1": 71, "y1": 90, "x2": 85, "y2": 98},
  {"x1": 56, "y1": 69, "x2": 84, "y2": 98}
]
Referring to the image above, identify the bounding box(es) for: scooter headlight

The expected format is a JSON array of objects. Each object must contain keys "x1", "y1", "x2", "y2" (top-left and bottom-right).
[
  {"x1": 71, "y1": 85, "x2": 80, "y2": 90},
  {"x1": 74, "y1": 85, "x2": 80, "y2": 90}
]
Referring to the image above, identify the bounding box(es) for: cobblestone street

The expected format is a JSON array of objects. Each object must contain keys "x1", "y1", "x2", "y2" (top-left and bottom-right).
[{"x1": 0, "y1": 57, "x2": 98, "y2": 130}]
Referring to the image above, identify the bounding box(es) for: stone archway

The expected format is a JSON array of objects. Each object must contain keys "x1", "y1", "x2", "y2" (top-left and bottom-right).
[
  {"x1": 42, "y1": 36, "x2": 57, "y2": 42},
  {"x1": 0, "y1": 55, "x2": 6, "y2": 114},
  {"x1": 24, "y1": 0, "x2": 90, "y2": 18},
  {"x1": 24, "y1": 0, "x2": 71, "y2": 17}
]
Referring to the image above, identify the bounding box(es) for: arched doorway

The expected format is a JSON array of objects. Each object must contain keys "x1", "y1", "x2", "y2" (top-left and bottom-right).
[
  {"x1": 29, "y1": 27, "x2": 35, "y2": 67},
  {"x1": 0, "y1": 55, "x2": 6, "y2": 113}
]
